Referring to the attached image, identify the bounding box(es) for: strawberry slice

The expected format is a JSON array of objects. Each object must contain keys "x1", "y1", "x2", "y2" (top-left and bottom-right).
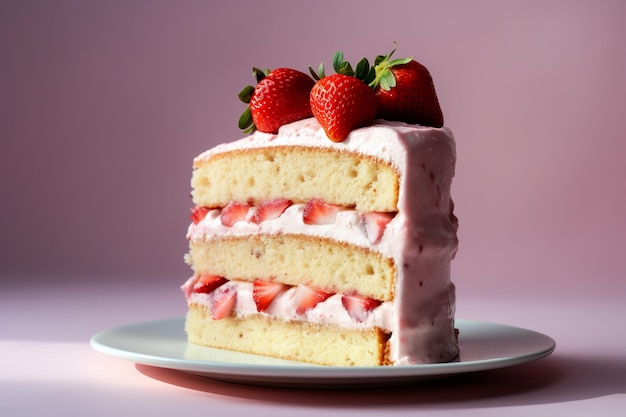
[
  {"x1": 193, "y1": 275, "x2": 228, "y2": 294},
  {"x1": 302, "y1": 198, "x2": 342, "y2": 225},
  {"x1": 252, "y1": 198, "x2": 292, "y2": 224},
  {"x1": 294, "y1": 284, "x2": 332, "y2": 315},
  {"x1": 190, "y1": 206, "x2": 210, "y2": 224},
  {"x1": 341, "y1": 293, "x2": 382, "y2": 323},
  {"x1": 252, "y1": 280, "x2": 288, "y2": 312},
  {"x1": 211, "y1": 286, "x2": 237, "y2": 320},
  {"x1": 220, "y1": 201, "x2": 252, "y2": 227},
  {"x1": 361, "y1": 212, "x2": 394, "y2": 243}
]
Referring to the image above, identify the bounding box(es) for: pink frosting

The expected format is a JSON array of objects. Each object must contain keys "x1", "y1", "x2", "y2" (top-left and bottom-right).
[{"x1": 186, "y1": 118, "x2": 459, "y2": 364}]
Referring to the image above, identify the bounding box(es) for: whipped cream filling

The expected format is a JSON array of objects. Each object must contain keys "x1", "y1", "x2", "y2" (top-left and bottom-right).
[
  {"x1": 181, "y1": 277, "x2": 394, "y2": 331},
  {"x1": 187, "y1": 203, "x2": 409, "y2": 259}
]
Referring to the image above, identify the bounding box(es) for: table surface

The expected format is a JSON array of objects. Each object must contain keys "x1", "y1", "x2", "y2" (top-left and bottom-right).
[{"x1": 1, "y1": 276, "x2": 624, "y2": 417}]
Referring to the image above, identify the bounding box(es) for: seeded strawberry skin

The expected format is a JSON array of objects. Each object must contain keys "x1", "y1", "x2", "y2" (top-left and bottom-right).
[
  {"x1": 250, "y1": 68, "x2": 315, "y2": 134},
  {"x1": 375, "y1": 60, "x2": 444, "y2": 127},
  {"x1": 310, "y1": 74, "x2": 377, "y2": 142}
]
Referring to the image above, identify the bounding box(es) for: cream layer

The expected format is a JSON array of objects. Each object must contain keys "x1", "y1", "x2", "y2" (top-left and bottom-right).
[
  {"x1": 187, "y1": 203, "x2": 404, "y2": 258},
  {"x1": 181, "y1": 278, "x2": 395, "y2": 331}
]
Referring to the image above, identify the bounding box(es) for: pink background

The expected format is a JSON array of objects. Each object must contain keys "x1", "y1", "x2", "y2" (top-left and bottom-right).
[
  {"x1": 1, "y1": 2, "x2": 625, "y2": 415},
  {"x1": 1, "y1": 0, "x2": 625, "y2": 302}
]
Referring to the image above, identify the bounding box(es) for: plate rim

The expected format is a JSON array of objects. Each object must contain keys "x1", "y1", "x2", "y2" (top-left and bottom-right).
[{"x1": 90, "y1": 317, "x2": 556, "y2": 382}]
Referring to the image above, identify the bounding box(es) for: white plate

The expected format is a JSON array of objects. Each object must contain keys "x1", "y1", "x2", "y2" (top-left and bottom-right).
[{"x1": 90, "y1": 318, "x2": 555, "y2": 388}]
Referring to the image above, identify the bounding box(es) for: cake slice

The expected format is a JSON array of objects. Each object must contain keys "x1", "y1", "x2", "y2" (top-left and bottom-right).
[{"x1": 182, "y1": 117, "x2": 459, "y2": 366}]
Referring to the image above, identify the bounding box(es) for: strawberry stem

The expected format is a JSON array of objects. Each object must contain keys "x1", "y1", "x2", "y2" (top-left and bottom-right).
[
  {"x1": 309, "y1": 62, "x2": 325, "y2": 80},
  {"x1": 355, "y1": 58, "x2": 376, "y2": 84},
  {"x1": 333, "y1": 51, "x2": 354, "y2": 75},
  {"x1": 368, "y1": 43, "x2": 413, "y2": 90},
  {"x1": 253, "y1": 67, "x2": 270, "y2": 82},
  {"x1": 311, "y1": 51, "x2": 376, "y2": 86}
]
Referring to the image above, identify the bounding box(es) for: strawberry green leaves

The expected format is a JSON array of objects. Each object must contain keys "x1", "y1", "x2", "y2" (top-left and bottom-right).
[
  {"x1": 238, "y1": 68, "x2": 271, "y2": 134},
  {"x1": 310, "y1": 51, "x2": 376, "y2": 85},
  {"x1": 369, "y1": 43, "x2": 413, "y2": 90}
]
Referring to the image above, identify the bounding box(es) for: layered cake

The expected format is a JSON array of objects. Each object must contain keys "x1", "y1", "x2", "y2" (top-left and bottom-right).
[{"x1": 181, "y1": 47, "x2": 459, "y2": 366}]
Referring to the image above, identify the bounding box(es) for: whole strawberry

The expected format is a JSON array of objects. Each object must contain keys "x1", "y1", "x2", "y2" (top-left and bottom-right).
[
  {"x1": 371, "y1": 45, "x2": 444, "y2": 127},
  {"x1": 238, "y1": 67, "x2": 315, "y2": 134},
  {"x1": 310, "y1": 73, "x2": 377, "y2": 142}
]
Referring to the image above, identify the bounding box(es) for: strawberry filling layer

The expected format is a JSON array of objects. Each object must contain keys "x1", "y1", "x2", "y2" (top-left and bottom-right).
[
  {"x1": 186, "y1": 199, "x2": 396, "y2": 331},
  {"x1": 181, "y1": 275, "x2": 394, "y2": 331},
  {"x1": 189, "y1": 198, "x2": 396, "y2": 255}
]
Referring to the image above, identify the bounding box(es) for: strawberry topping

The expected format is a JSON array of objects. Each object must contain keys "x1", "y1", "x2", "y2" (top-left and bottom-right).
[
  {"x1": 239, "y1": 67, "x2": 315, "y2": 134},
  {"x1": 310, "y1": 73, "x2": 377, "y2": 142},
  {"x1": 237, "y1": 44, "x2": 444, "y2": 142},
  {"x1": 371, "y1": 44, "x2": 444, "y2": 127}
]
